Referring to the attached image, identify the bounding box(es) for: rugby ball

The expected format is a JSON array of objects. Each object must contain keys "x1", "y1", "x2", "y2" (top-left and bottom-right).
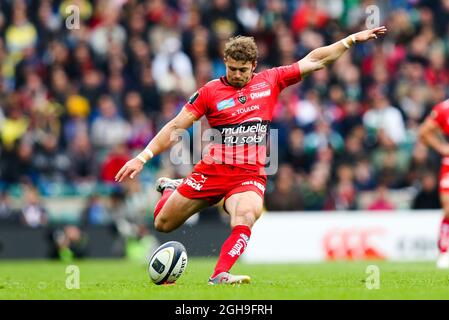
[{"x1": 148, "y1": 241, "x2": 188, "y2": 285}]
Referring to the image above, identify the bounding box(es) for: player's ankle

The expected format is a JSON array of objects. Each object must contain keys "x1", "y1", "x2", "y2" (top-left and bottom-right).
[{"x1": 211, "y1": 270, "x2": 226, "y2": 279}]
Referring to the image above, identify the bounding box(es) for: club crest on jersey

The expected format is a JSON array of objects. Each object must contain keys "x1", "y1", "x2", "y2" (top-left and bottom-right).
[
  {"x1": 217, "y1": 98, "x2": 235, "y2": 111},
  {"x1": 238, "y1": 95, "x2": 247, "y2": 104}
]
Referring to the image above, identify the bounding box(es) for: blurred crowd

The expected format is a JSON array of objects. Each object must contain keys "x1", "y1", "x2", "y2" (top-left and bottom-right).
[{"x1": 0, "y1": 0, "x2": 448, "y2": 230}]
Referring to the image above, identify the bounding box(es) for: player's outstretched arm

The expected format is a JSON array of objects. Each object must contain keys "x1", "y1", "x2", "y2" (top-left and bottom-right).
[
  {"x1": 298, "y1": 26, "x2": 387, "y2": 78},
  {"x1": 418, "y1": 117, "x2": 449, "y2": 156},
  {"x1": 115, "y1": 107, "x2": 198, "y2": 182}
]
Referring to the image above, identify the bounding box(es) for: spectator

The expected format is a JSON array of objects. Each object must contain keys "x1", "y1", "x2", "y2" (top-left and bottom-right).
[
  {"x1": 371, "y1": 130, "x2": 410, "y2": 188},
  {"x1": 36, "y1": 0, "x2": 62, "y2": 42},
  {"x1": 89, "y1": 3, "x2": 126, "y2": 58},
  {"x1": 0, "y1": 138, "x2": 34, "y2": 185},
  {"x1": 339, "y1": 100, "x2": 363, "y2": 138},
  {"x1": 138, "y1": 66, "x2": 161, "y2": 115},
  {"x1": 292, "y1": 89, "x2": 320, "y2": 131},
  {"x1": 291, "y1": 0, "x2": 329, "y2": 35},
  {"x1": 300, "y1": 163, "x2": 330, "y2": 211},
  {"x1": 0, "y1": 191, "x2": 20, "y2": 224},
  {"x1": 5, "y1": 2, "x2": 37, "y2": 54},
  {"x1": 236, "y1": 0, "x2": 260, "y2": 33},
  {"x1": 0, "y1": 104, "x2": 29, "y2": 152},
  {"x1": 326, "y1": 163, "x2": 357, "y2": 211},
  {"x1": 20, "y1": 185, "x2": 48, "y2": 227},
  {"x1": 49, "y1": 67, "x2": 71, "y2": 106},
  {"x1": 405, "y1": 140, "x2": 439, "y2": 187},
  {"x1": 283, "y1": 127, "x2": 310, "y2": 172},
  {"x1": 32, "y1": 133, "x2": 71, "y2": 184},
  {"x1": 107, "y1": 71, "x2": 126, "y2": 111},
  {"x1": 151, "y1": 36, "x2": 196, "y2": 96},
  {"x1": 265, "y1": 164, "x2": 304, "y2": 211},
  {"x1": 69, "y1": 42, "x2": 95, "y2": 80},
  {"x1": 201, "y1": 0, "x2": 242, "y2": 39},
  {"x1": 354, "y1": 157, "x2": 377, "y2": 191},
  {"x1": 90, "y1": 95, "x2": 131, "y2": 153},
  {"x1": 50, "y1": 225, "x2": 88, "y2": 261},
  {"x1": 337, "y1": 132, "x2": 365, "y2": 165},
  {"x1": 304, "y1": 118, "x2": 345, "y2": 155},
  {"x1": 124, "y1": 91, "x2": 155, "y2": 152},
  {"x1": 363, "y1": 89, "x2": 407, "y2": 147},
  {"x1": 100, "y1": 144, "x2": 130, "y2": 184},
  {"x1": 67, "y1": 132, "x2": 96, "y2": 183},
  {"x1": 79, "y1": 69, "x2": 103, "y2": 107},
  {"x1": 412, "y1": 171, "x2": 441, "y2": 210},
  {"x1": 81, "y1": 194, "x2": 108, "y2": 226},
  {"x1": 366, "y1": 183, "x2": 396, "y2": 211},
  {"x1": 63, "y1": 94, "x2": 90, "y2": 144}
]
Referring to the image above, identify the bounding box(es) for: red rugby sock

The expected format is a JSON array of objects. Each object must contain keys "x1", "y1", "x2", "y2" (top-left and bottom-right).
[
  {"x1": 438, "y1": 217, "x2": 449, "y2": 253},
  {"x1": 154, "y1": 189, "x2": 174, "y2": 220},
  {"x1": 211, "y1": 225, "x2": 251, "y2": 278}
]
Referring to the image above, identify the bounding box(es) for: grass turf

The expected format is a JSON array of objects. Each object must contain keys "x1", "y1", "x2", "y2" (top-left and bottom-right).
[{"x1": 0, "y1": 258, "x2": 448, "y2": 299}]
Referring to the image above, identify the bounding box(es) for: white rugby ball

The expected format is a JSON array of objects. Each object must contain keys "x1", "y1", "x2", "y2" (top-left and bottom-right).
[{"x1": 148, "y1": 241, "x2": 188, "y2": 285}]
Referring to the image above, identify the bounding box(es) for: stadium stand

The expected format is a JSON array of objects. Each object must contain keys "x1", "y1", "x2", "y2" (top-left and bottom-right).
[{"x1": 0, "y1": 1, "x2": 447, "y2": 258}]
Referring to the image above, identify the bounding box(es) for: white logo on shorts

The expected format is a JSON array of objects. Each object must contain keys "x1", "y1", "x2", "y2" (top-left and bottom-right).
[
  {"x1": 184, "y1": 173, "x2": 207, "y2": 191},
  {"x1": 241, "y1": 180, "x2": 265, "y2": 193}
]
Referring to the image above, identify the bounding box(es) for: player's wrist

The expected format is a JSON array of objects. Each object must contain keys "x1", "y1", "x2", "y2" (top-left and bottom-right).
[
  {"x1": 136, "y1": 148, "x2": 154, "y2": 165},
  {"x1": 143, "y1": 148, "x2": 154, "y2": 159},
  {"x1": 136, "y1": 154, "x2": 147, "y2": 164},
  {"x1": 341, "y1": 35, "x2": 356, "y2": 49}
]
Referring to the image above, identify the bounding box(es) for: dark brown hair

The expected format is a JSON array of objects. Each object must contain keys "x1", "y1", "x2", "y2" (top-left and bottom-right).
[{"x1": 224, "y1": 36, "x2": 258, "y2": 63}]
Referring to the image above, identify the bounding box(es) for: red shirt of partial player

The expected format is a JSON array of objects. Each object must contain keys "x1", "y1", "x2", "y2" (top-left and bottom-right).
[
  {"x1": 430, "y1": 99, "x2": 449, "y2": 192},
  {"x1": 431, "y1": 99, "x2": 449, "y2": 135}
]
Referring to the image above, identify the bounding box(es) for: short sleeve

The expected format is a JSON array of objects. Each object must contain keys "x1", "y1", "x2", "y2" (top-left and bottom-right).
[
  {"x1": 265, "y1": 63, "x2": 302, "y2": 91},
  {"x1": 184, "y1": 86, "x2": 209, "y2": 119}
]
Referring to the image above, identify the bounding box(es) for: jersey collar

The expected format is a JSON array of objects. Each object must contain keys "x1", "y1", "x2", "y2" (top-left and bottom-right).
[{"x1": 220, "y1": 74, "x2": 256, "y2": 89}]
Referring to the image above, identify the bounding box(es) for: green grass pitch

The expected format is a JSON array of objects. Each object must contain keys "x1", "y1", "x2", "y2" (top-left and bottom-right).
[{"x1": 0, "y1": 258, "x2": 448, "y2": 299}]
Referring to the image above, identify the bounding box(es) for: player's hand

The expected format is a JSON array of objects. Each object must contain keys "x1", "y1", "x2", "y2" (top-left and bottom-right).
[
  {"x1": 115, "y1": 158, "x2": 144, "y2": 183},
  {"x1": 353, "y1": 26, "x2": 387, "y2": 42}
]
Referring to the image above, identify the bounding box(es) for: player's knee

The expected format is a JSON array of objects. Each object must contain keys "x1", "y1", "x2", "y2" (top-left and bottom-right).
[
  {"x1": 154, "y1": 217, "x2": 172, "y2": 233},
  {"x1": 232, "y1": 207, "x2": 259, "y2": 228}
]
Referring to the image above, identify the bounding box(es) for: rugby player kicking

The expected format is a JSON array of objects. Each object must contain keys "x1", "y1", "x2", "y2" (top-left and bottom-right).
[{"x1": 116, "y1": 26, "x2": 387, "y2": 284}]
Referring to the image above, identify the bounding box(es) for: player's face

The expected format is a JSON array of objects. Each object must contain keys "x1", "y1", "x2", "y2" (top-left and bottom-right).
[{"x1": 224, "y1": 58, "x2": 256, "y2": 88}]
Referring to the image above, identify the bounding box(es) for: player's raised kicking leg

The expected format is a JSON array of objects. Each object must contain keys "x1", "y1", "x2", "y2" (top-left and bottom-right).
[
  {"x1": 208, "y1": 190, "x2": 264, "y2": 285},
  {"x1": 437, "y1": 193, "x2": 449, "y2": 268},
  {"x1": 153, "y1": 177, "x2": 210, "y2": 232}
]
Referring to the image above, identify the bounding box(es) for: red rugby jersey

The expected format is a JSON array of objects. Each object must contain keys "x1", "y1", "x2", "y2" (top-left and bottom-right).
[
  {"x1": 185, "y1": 63, "x2": 302, "y2": 174},
  {"x1": 431, "y1": 99, "x2": 449, "y2": 136}
]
